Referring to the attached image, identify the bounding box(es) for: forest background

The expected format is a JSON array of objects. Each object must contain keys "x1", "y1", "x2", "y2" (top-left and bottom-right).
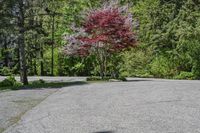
[{"x1": 1, "y1": 0, "x2": 200, "y2": 83}]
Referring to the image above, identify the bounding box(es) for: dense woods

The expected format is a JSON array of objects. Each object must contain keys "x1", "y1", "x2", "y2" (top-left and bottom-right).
[{"x1": 0, "y1": 0, "x2": 200, "y2": 84}]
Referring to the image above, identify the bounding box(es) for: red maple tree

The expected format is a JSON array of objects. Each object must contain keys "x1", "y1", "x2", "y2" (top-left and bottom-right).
[{"x1": 64, "y1": 4, "x2": 137, "y2": 78}]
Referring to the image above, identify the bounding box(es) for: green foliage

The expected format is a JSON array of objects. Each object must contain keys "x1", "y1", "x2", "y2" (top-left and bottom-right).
[
  {"x1": 23, "y1": 81, "x2": 86, "y2": 89},
  {"x1": 149, "y1": 56, "x2": 176, "y2": 78},
  {"x1": 57, "y1": 52, "x2": 94, "y2": 76},
  {"x1": 189, "y1": 40, "x2": 200, "y2": 79},
  {"x1": 118, "y1": 76, "x2": 127, "y2": 81},
  {"x1": 121, "y1": 46, "x2": 153, "y2": 77},
  {"x1": 86, "y1": 76, "x2": 127, "y2": 82},
  {"x1": 174, "y1": 71, "x2": 195, "y2": 80},
  {"x1": 32, "y1": 79, "x2": 46, "y2": 84},
  {"x1": 0, "y1": 81, "x2": 86, "y2": 90},
  {"x1": 72, "y1": 62, "x2": 85, "y2": 75},
  {"x1": 0, "y1": 76, "x2": 17, "y2": 87},
  {"x1": 0, "y1": 67, "x2": 13, "y2": 76},
  {"x1": 0, "y1": 76, "x2": 23, "y2": 90},
  {"x1": 14, "y1": 82, "x2": 23, "y2": 88},
  {"x1": 192, "y1": 62, "x2": 200, "y2": 79},
  {"x1": 1, "y1": 0, "x2": 200, "y2": 80},
  {"x1": 121, "y1": 0, "x2": 200, "y2": 80},
  {"x1": 86, "y1": 76, "x2": 108, "y2": 81}
]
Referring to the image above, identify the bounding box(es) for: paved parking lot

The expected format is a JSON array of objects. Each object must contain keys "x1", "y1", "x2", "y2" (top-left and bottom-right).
[{"x1": 1, "y1": 78, "x2": 200, "y2": 133}]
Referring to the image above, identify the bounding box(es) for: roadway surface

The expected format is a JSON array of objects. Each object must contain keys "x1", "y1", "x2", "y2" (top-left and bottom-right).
[{"x1": 1, "y1": 77, "x2": 200, "y2": 133}]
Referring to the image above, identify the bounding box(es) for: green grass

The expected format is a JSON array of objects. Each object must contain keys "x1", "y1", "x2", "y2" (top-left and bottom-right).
[{"x1": 0, "y1": 81, "x2": 87, "y2": 91}]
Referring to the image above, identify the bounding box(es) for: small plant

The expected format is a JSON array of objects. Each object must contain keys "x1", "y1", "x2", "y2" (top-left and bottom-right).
[
  {"x1": 14, "y1": 82, "x2": 23, "y2": 87},
  {"x1": 31, "y1": 79, "x2": 46, "y2": 84},
  {"x1": 0, "y1": 76, "x2": 17, "y2": 87},
  {"x1": 39, "y1": 79, "x2": 45, "y2": 83},
  {"x1": 86, "y1": 76, "x2": 109, "y2": 81},
  {"x1": 118, "y1": 76, "x2": 127, "y2": 81}
]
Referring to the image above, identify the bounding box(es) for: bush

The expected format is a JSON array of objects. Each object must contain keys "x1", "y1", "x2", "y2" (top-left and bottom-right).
[
  {"x1": 0, "y1": 76, "x2": 17, "y2": 87},
  {"x1": 135, "y1": 73, "x2": 154, "y2": 78},
  {"x1": 118, "y1": 76, "x2": 127, "y2": 81},
  {"x1": 31, "y1": 79, "x2": 46, "y2": 84},
  {"x1": 150, "y1": 56, "x2": 176, "y2": 78},
  {"x1": 120, "y1": 47, "x2": 153, "y2": 77},
  {"x1": 72, "y1": 62, "x2": 85, "y2": 76},
  {"x1": 39, "y1": 79, "x2": 45, "y2": 84},
  {"x1": 192, "y1": 65, "x2": 200, "y2": 79},
  {"x1": 14, "y1": 82, "x2": 23, "y2": 87},
  {"x1": 174, "y1": 71, "x2": 195, "y2": 80},
  {"x1": 86, "y1": 76, "x2": 108, "y2": 81}
]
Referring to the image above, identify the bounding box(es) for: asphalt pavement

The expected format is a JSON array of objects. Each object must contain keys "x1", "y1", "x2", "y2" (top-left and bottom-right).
[{"x1": 2, "y1": 78, "x2": 200, "y2": 133}]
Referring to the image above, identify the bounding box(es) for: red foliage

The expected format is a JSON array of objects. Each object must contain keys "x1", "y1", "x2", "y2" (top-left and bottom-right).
[{"x1": 65, "y1": 5, "x2": 137, "y2": 56}]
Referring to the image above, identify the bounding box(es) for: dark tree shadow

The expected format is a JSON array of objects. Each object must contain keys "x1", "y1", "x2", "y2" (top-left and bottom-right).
[
  {"x1": 126, "y1": 79, "x2": 153, "y2": 82},
  {"x1": 93, "y1": 131, "x2": 114, "y2": 133},
  {"x1": 11, "y1": 81, "x2": 88, "y2": 90}
]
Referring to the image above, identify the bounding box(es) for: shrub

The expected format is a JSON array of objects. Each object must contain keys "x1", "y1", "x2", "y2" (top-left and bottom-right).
[
  {"x1": 72, "y1": 62, "x2": 85, "y2": 76},
  {"x1": 192, "y1": 65, "x2": 200, "y2": 79},
  {"x1": 86, "y1": 76, "x2": 108, "y2": 81},
  {"x1": 174, "y1": 71, "x2": 195, "y2": 80},
  {"x1": 150, "y1": 56, "x2": 176, "y2": 78},
  {"x1": 0, "y1": 76, "x2": 16, "y2": 87},
  {"x1": 39, "y1": 79, "x2": 45, "y2": 84},
  {"x1": 31, "y1": 79, "x2": 46, "y2": 84},
  {"x1": 120, "y1": 47, "x2": 153, "y2": 77},
  {"x1": 118, "y1": 76, "x2": 127, "y2": 81},
  {"x1": 14, "y1": 82, "x2": 23, "y2": 87}
]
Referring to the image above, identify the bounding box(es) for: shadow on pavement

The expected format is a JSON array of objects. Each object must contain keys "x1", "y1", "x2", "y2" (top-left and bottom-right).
[
  {"x1": 16, "y1": 81, "x2": 88, "y2": 90},
  {"x1": 126, "y1": 79, "x2": 153, "y2": 82},
  {"x1": 93, "y1": 131, "x2": 114, "y2": 133}
]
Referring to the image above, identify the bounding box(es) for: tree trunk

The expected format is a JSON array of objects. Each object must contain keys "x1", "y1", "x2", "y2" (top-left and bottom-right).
[
  {"x1": 40, "y1": 43, "x2": 44, "y2": 76},
  {"x1": 51, "y1": 14, "x2": 55, "y2": 76},
  {"x1": 33, "y1": 59, "x2": 37, "y2": 75},
  {"x1": 96, "y1": 47, "x2": 107, "y2": 79},
  {"x1": 30, "y1": 58, "x2": 33, "y2": 75},
  {"x1": 18, "y1": 30, "x2": 28, "y2": 84},
  {"x1": 18, "y1": 1, "x2": 28, "y2": 85},
  {"x1": 4, "y1": 41, "x2": 9, "y2": 67},
  {"x1": 99, "y1": 60, "x2": 104, "y2": 79}
]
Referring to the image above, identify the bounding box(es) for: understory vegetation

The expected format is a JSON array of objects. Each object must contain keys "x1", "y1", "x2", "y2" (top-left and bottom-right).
[
  {"x1": 1, "y1": 0, "x2": 200, "y2": 84},
  {"x1": 0, "y1": 76, "x2": 86, "y2": 90}
]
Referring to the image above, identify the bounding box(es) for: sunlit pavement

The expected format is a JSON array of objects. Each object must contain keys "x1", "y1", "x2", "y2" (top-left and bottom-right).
[{"x1": 3, "y1": 78, "x2": 200, "y2": 133}]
